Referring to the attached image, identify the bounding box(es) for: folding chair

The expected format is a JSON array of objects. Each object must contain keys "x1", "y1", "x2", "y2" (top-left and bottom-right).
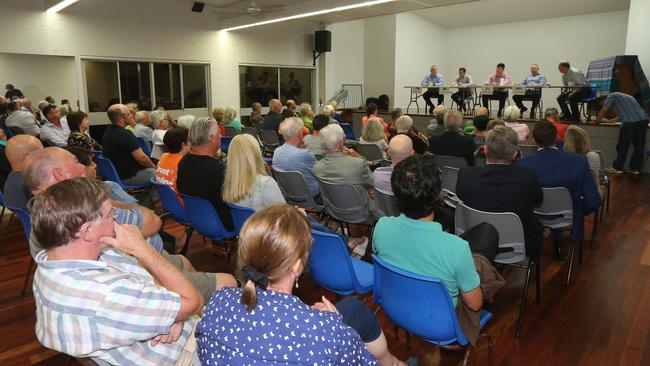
[
  {"x1": 136, "y1": 136, "x2": 152, "y2": 157},
  {"x1": 180, "y1": 194, "x2": 237, "y2": 259},
  {"x1": 150, "y1": 179, "x2": 194, "y2": 255},
  {"x1": 340, "y1": 123, "x2": 357, "y2": 140},
  {"x1": 95, "y1": 156, "x2": 151, "y2": 194},
  {"x1": 440, "y1": 166, "x2": 460, "y2": 195},
  {"x1": 318, "y1": 180, "x2": 376, "y2": 237},
  {"x1": 227, "y1": 203, "x2": 255, "y2": 236},
  {"x1": 259, "y1": 130, "x2": 280, "y2": 155},
  {"x1": 374, "y1": 189, "x2": 400, "y2": 217},
  {"x1": 593, "y1": 150, "x2": 610, "y2": 216},
  {"x1": 7, "y1": 206, "x2": 34, "y2": 295},
  {"x1": 434, "y1": 154, "x2": 469, "y2": 169},
  {"x1": 356, "y1": 144, "x2": 384, "y2": 162},
  {"x1": 272, "y1": 169, "x2": 323, "y2": 213}
]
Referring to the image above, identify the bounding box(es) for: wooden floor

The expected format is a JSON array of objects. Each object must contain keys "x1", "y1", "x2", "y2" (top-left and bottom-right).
[{"x1": 1, "y1": 173, "x2": 649, "y2": 366}]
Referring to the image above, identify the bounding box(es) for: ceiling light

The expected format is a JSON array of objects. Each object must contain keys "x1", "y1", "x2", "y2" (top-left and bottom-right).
[
  {"x1": 46, "y1": 0, "x2": 80, "y2": 13},
  {"x1": 222, "y1": 0, "x2": 397, "y2": 31}
]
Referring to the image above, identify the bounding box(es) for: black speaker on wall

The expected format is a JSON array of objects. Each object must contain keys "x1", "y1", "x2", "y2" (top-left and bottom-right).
[
  {"x1": 191, "y1": 2, "x2": 205, "y2": 12},
  {"x1": 314, "y1": 30, "x2": 331, "y2": 52}
]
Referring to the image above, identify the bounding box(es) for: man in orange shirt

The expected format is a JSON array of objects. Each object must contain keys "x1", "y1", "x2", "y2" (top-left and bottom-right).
[{"x1": 544, "y1": 107, "x2": 568, "y2": 141}]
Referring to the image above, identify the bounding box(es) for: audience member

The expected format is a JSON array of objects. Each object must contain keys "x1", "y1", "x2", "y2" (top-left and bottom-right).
[
  {"x1": 516, "y1": 121, "x2": 601, "y2": 258},
  {"x1": 557, "y1": 60, "x2": 589, "y2": 121},
  {"x1": 387, "y1": 108, "x2": 403, "y2": 139},
  {"x1": 329, "y1": 100, "x2": 344, "y2": 124},
  {"x1": 102, "y1": 104, "x2": 156, "y2": 185},
  {"x1": 359, "y1": 118, "x2": 389, "y2": 159},
  {"x1": 486, "y1": 119, "x2": 505, "y2": 131},
  {"x1": 428, "y1": 109, "x2": 476, "y2": 166},
  {"x1": 196, "y1": 204, "x2": 409, "y2": 365},
  {"x1": 322, "y1": 104, "x2": 339, "y2": 125},
  {"x1": 456, "y1": 126, "x2": 544, "y2": 259},
  {"x1": 156, "y1": 127, "x2": 190, "y2": 204},
  {"x1": 262, "y1": 99, "x2": 283, "y2": 133},
  {"x1": 544, "y1": 107, "x2": 568, "y2": 141},
  {"x1": 503, "y1": 106, "x2": 530, "y2": 143},
  {"x1": 58, "y1": 104, "x2": 71, "y2": 118},
  {"x1": 4, "y1": 135, "x2": 43, "y2": 209},
  {"x1": 211, "y1": 106, "x2": 227, "y2": 136},
  {"x1": 66, "y1": 111, "x2": 101, "y2": 151},
  {"x1": 177, "y1": 114, "x2": 195, "y2": 130},
  {"x1": 247, "y1": 102, "x2": 264, "y2": 131},
  {"x1": 421, "y1": 65, "x2": 445, "y2": 114},
  {"x1": 150, "y1": 110, "x2": 169, "y2": 160},
  {"x1": 286, "y1": 99, "x2": 298, "y2": 114},
  {"x1": 361, "y1": 103, "x2": 387, "y2": 133},
  {"x1": 0, "y1": 129, "x2": 10, "y2": 191},
  {"x1": 44, "y1": 96, "x2": 55, "y2": 104},
  {"x1": 303, "y1": 114, "x2": 328, "y2": 156},
  {"x1": 5, "y1": 100, "x2": 41, "y2": 136},
  {"x1": 224, "y1": 106, "x2": 242, "y2": 133},
  {"x1": 133, "y1": 110, "x2": 153, "y2": 141},
  {"x1": 272, "y1": 117, "x2": 320, "y2": 198},
  {"x1": 472, "y1": 114, "x2": 490, "y2": 146},
  {"x1": 4, "y1": 84, "x2": 24, "y2": 100},
  {"x1": 40, "y1": 104, "x2": 70, "y2": 147},
  {"x1": 563, "y1": 125, "x2": 601, "y2": 194},
  {"x1": 124, "y1": 104, "x2": 138, "y2": 133},
  {"x1": 427, "y1": 104, "x2": 447, "y2": 136},
  {"x1": 372, "y1": 135, "x2": 413, "y2": 194},
  {"x1": 300, "y1": 103, "x2": 313, "y2": 130},
  {"x1": 177, "y1": 117, "x2": 234, "y2": 231},
  {"x1": 394, "y1": 115, "x2": 428, "y2": 154}
]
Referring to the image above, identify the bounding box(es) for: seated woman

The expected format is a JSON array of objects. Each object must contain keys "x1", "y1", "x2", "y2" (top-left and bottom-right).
[
  {"x1": 564, "y1": 125, "x2": 601, "y2": 196},
  {"x1": 211, "y1": 106, "x2": 227, "y2": 136},
  {"x1": 359, "y1": 118, "x2": 389, "y2": 159},
  {"x1": 156, "y1": 127, "x2": 190, "y2": 203},
  {"x1": 224, "y1": 106, "x2": 242, "y2": 133},
  {"x1": 196, "y1": 204, "x2": 410, "y2": 366},
  {"x1": 393, "y1": 115, "x2": 428, "y2": 154},
  {"x1": 66, "y1": 111, "x2": 101, "y2": 151},
  {"x1": 150, "y1": 110, "x2": 170, "y2": 161},
  {"x1": 300, "y1": 103, "x2": 314, "y2": 130},
  {"x1": 503, "y1": 106, "x2": 530, "y2": 143}
]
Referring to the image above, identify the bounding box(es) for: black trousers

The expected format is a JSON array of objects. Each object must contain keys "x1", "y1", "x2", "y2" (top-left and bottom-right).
[
  {"x1": 336, "y1": 297, "x2": 381, "y2": 342},
  {"x1": 482, "y1": 91, "x2": 508, "y2": 117},
  {"x1": 557, "y1": 87, "x2": 589, "y2": 120},
  {"x1": 423, "y1": 88, "x2": 444, "y2": 110},
  {"x1": 459, "y1": 222, "x2": 499, "y2": 262},
  {"x1": 613, "y1": 120, "x2": 648, "y2": 171},
  {"x1": 451, "y1": 89, "x2": 472, "y2": 111},
  {"x1": 512, "y1": 91, "x2": 541, "y2": 116}
]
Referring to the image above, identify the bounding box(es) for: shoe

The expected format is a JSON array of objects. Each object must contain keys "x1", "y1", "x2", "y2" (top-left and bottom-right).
[
  {"x1": 630, "y1": 170, "x2": 641, "y2": 176},
  {"x1": 605, "y1": 167, "x2": 624, "y2": 174},
  {"x1": 520, "y1": 106, "x2": 528, "y2": 113},
  {"x1": 428, "y1": 106, "x2": 434, "y2": 114},
  {"x1": 529, "y1": 112, "x2": 536, "y2": 120},
  {"x1": 348, "y1": 236, "x2": 369, "y2": 257}
]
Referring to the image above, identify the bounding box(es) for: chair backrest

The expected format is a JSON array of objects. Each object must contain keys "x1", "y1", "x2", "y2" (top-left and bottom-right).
[
  {"x1": 318, "y1": 180, "x2": 370, "y2": 223},
  {"x1": 227, "y1": 203, "x2": 255, "y2": 235},
  {"x1": 440, "y1": 166, "x2": 459, "y2": 194},
  {"x1": 8, "y1": 126, "x2": 26, "y2": 136},
  {"x1": 0, "y1": 190, "x2": 4, "y2": 206},
  {"x1": 372, "y1": 255, "x2": 468, "y2": 345},
  {"x1": 309, "y1": 229, "x2": 367, "y2": 295},
  {"x1": 272, "y1": 169, "x2": 323, "y2": 211},
  {"x1": 95, "y1": 156, "x2": 123, "y2": 184},
  {"x1": 259, "y1": 130, "x2": 280, "y2": 146},
  {"x1": 242, "y1": 127, "x2": 258, "y2": 136},
  {"x1": 180, "y1": 194, "x2": 234, "y2": 240},
  {"x1": 8, "y1": 206, "x2": 31, "y2": 239},
  {"x1": 356, "y1": 144, "x2": 383, "y2": 161},
  {"x1": 150, "y1": 178, "x2": 189, "y2": 224},
  {"x1": 433, "y1": 154, "x2": 468, "y2": 169},
  {"x1": 225, "y1": 126, "x2": 239, "y2": 137},
  {"x1": 455, "y1": 203, "x2": 526, "y2": 264},
  {"x1": 519, "y1": 145, "x2": 538, "y2": 158},
  {"x1": 220, "y1": 136, "x2": 233, "y2": 151},
  {"x1": 340, "y1": 123, "x2": 357, "y2": 140},
  {"x1": 374, "y1": 189, "x2": 400, "y2": 217},
  {"x1": 314, "y1": 153, "x2": 325, "y2": 161},
  {"x1": 593, "y1": 150, "x2": 606, "y2": 181},
  {"x1": 136, "y1": 137, "x2": 152, "y2": 156},
  {"x1": 585, "y1": 83, "x2": 598, "y2": 102},
  {"x1": 534, "y1": 187, "x2": 573, "y2": 228}
]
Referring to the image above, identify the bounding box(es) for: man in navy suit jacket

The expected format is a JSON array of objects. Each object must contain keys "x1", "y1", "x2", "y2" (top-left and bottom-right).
[{"x1": 516, "y1": 121, "x2": 601, "y2": 257}]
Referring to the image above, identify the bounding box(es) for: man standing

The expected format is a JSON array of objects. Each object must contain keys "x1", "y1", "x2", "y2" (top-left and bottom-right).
[
  {"x1": 596, "y1": 91, "x2": 648, "y2": 175},
  {"x1": 421, "y1": 65, "x2": 445, "y2": 114},
  {"x1": 557, "y1": 60, "x2": 589, "y2": 122},
  {"x1": 451, "y1": 67, "x2": 473, "y2": 113},
  {"x1": 482, "y1": 63, "x2": 510, "y2": 118},
  {"x1": 513, "y1": 64, "x2": 547, "y2": 119},
  {"x1": 40, "y1": 104, "x2": 71, "y2": 146},
  {"x1": 262, "y1": 99, "x2": 283, "y2": 133}
]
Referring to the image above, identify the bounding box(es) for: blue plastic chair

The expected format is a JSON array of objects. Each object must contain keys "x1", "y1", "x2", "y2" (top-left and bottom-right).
[
  {"x1": 0, "y1": 190, "x2": 7, "y2": 225},
  {"x1": 579, "y1": 83, "x2": 598, "y2": 119},
  {"x1": 150, "y1": 178, "x2": 194, "y2": 255},
  {"x1": 226, "y1": 203, "x2": 255, "y2": 236},
  {"x1": 96, "y1": 156, "x2": 150, "y2": 191},
  {"x1": 7, "y1": 206, "x2": 34, "y2": 295},
  {"x1": 180, "y1": 193, "x2": 236, "y2": 243},
  {"x1": 372, "y1": 255, "x2": 493, "y2": 363},
  {"x1": 136, "y1": 137, "x2": 152, "y2": 157},
  {"x1": 340, "y1": 123, "x2": 357, "y2": 140},
  {"x1": 221, "y1": 136, "x2": 233, "y2": 152},
  {"x1": 308, "y1": 229, "x2": 373, "y2": 295}
]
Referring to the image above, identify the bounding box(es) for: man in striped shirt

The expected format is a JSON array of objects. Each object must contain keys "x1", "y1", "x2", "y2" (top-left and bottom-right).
[{"x1": 32, "y1": 178, "x2": 203, "y2": 366}]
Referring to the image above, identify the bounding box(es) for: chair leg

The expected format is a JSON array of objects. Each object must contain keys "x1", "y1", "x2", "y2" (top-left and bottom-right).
[
  {"x1": 21, "y1": 258, "x2": 34, "y2": 295},
  {"x1": 606, "y1": 182, "x2": 611, "y2": 213},
  {"x1": 535, "y1": 260, "x2": 541, "y2": 304},
  {"x1": 566, "y1": 241, "x2": 577, "y2": 286},
  {"x1": 591, "y1": 208, "x2": 599, "y2": 249},
  {"x1": 180, "y1": 227, "x2": 194, "y2": 256},
  {"x1": 578, "y1": 240, "x2": 583, "y2": 265},
  {"x1": 406, "y1": 331, "x2": 411, "y2": 349},
  {"x1": 461, "y1": 346, "x2": 472, "y2": 366},
  {"x1": 515, "y1": 264, "x2": 533, "y2": 337},
  {"x1": 477, "y1": 333, "x2": 494, "y2": 366},
  {"x1": 0, "y1": 205, "x2": 5, "y2": 225}
]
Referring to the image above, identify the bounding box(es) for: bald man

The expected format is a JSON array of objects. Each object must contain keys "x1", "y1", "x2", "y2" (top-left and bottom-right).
[
  {"x1": 372, "y1": 134, "x2": 414, "y2": 194},
  {"x1": 3, "y1": 135, "x2": 43, "y2": 209},
  {"x1": 262, "y1": 98, "x2": 283, "y2": 133}
]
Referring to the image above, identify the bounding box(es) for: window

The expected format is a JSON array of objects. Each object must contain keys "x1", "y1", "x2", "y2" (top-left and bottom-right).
[
  {"x1": 183, "y1": 64, "x2": 208, "y2": 108},
  {"x1": 119, "y1": 62, "x2": 152, "y2": 110},
  {"x1": 239, "y1": 65, "x2": 314, "y2": 108},
  {"x1": 280, "y1": 68, "x2": 312, "y2": 105},
  {"x1": 154, "y1": 63, "x2": 181, "y2": 110},
  {"x1": 85, "y1": 60, "x2": 119, "y2": 112}
]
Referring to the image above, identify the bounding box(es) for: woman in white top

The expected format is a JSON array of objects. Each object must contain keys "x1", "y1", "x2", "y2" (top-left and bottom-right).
[
  {"x1": 359, "y1": 118, "x2": 389, "y2": 159},
  {"x1": 563, "y1": 125, "x2": 601, "y2": 196},
  {"x1": 150, "y1": 110, "x2": 170, "y2": 160},
  {"x1": 222, "y1": 134, "x2": 285, "y2": 211}
]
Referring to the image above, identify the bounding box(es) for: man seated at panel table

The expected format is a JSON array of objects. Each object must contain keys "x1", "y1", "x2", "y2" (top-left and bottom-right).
[
  {"x1": 513, "y1": 64, "x2": 547, "y2": 120},
  {"x1": 482, "y1": 63, "x2": 510, "y2": 118},
  {"x1": 421, "y1": 64, "x2": 445, "y2": 114},
  {"x1": 557, "y1": 60, "x2": 590, "y2": 122},
  {"x1": 451, "y1": 67, "x2": 474, "y2": 114}
]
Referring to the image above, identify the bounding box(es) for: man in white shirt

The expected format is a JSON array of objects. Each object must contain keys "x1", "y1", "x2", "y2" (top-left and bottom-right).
[
  {"x1": 557, "y1": 60, "x2": 590, "y2": 122},
  {"x1": 5, "y1": 100, "x2": 41, "y2": 136},
  {"x1": 40, "y1": 104, "x2": 70, "y2": 146}
]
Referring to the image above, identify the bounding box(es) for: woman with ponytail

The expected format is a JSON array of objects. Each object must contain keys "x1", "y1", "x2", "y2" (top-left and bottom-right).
[{"x1": 195, "y1": 204, "x2": 410, "y2": 366}]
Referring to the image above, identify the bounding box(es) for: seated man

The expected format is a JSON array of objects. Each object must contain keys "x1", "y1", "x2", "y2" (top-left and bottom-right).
[
  {"x1": 3, "y1": 135, "x2": 43, "y2": 210},
  {"x1": 313, "y1": 124, "x2": 380, "y2": 222},
  {"x1": 557, "y1": 60, "x2": 590, "y2": 121},
  {"x1": 261, "y1": 99, "x2": 283, "y2": 133},
  {"x1": 471, "y1": 114, "x2": 490, "y2": 146},
  {"x1": 420, "y1": 65, "x2": 445, "y2": 114},
  {"x1": 273, "y1": 117, "x2": 321, "y2": 199},
  {"x1": 544, "y1": 107, "x2": 568, "y2": 141},
  {"x1": 133, "y1": 110, "x2": 153, "y2": 142},
  {"x1": 451, "y1": 67, "x2": 474, "y2": 113},
  {"x1": 40, "y1": 104, "x2": 71, "y2": 147},
  {"x1": 31, "y1": 177, "x2": 204, "y2": 365},
  {"x1": 428, "y1": 109, "x2": 476, "y2": 166},
  {"x1": 102, "y1": 104, "x2": 157, "y2": 185},
  {"x1": 516, "y1": 121, "x2": 602, "y2": 258},
  {"x1": 247, "y1": 102, "x2": 264, "y2": 131},
  {"x1": 427, "y1": 104, "x2": 447, "y2": 137},
  {"x1": 482, "y1": 63, "x2": 510, "y2": 118},
  {"x1": 177, "y1": 117, "x2": 234, "y2": 231},
  {"x1": 303, "y1": 114, "x2": 329, "y2": 156},
  {"x1": 372, "y1": 134, "x2": 414, "y2": 194},
  {"x1": 5, "y1": 100, "x2": 41, "y2": 136},
  {"x1": 512, "y1": 63, "x2": 546, "y2": 119},
  {"x1": 456, "y1": 126, "x2": 544, "y2": 259}
]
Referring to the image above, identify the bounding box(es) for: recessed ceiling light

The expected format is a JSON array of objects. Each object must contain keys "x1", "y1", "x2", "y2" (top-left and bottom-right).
[{"x1": 46, "y1": 0, "x2": 80, "y2": 13}]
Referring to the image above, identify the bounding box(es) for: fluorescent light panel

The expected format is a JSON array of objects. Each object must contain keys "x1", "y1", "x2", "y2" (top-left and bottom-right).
[
  {"x1": 222, "y1": 0, "x2": 397, "y2": 31},
  {"x1": 46, "y1": 0, "x2": 80, "y2": 13}
]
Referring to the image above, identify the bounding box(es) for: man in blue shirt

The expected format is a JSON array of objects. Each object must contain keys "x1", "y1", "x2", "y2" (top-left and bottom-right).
[
  {"x1": 596, "y1": 91, "x2": 648, "y2": 175},
  {"x1": 513, "y1": 64, "x2": 547, "y2": 119},
  {"x1": 420, "y1": 65, "x2": 444, "y2": 114}
]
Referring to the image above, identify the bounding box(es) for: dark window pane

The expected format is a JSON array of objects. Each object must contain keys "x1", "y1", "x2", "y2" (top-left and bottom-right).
[
  {"x1": 154, "y1": 63, "x2": 181, "y2": 110},
  {"x1": 119, "y1": 62, "x2": 152, "y2": 110},
  {"x1": 280, "y1": 68, "x2": 312, "y2": 105},
  {"x1": 84, "y1": 60, "x2": 119, "y2": 112},
  {"x1": 239, "y1": 66, "x2": 278, "y2": 107},
  {"x1": 182, "y1": 64, "x2": 207, "y2": 108}
]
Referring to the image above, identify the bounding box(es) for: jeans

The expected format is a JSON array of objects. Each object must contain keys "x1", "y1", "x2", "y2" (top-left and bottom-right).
[{"x1": 613, "y1": 120, "x2": 648, "y2": 171}]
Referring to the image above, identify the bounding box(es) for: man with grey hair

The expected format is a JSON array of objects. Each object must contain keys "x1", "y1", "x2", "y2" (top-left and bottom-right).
[
  {"x1": 373, "y1": 134, "x2": 414, "y2": 194},
  {"x1": 513, "y1": 63, "x2": 546, "y2": 119},
  {"x1": 427, "y1": 104, "x2": 447, "y2": 137},
  {"x1": 177, "y1": 114, "x2": 196, "y2": 130},
  {"x1": 544, "y1": 107, "x2": 568, "y2": 141},
  {"x1": 177, "y1": 117, "x2": 234, "y2": 231},
  {"x1": 428, "y1": 109, "x2": 476, "y2": 166},
  {"x1": 456, "y1": 126, "x2": 544, "y2": 259},
  {"x1": 272, "y1": 117, "x2": 320, "y2": 198},
  {"x1": 133, "y1": 110, "x2": 153, "y2": 141},
  {"x1": 421, "y1": 65, "x2": 445, "y2": 114},
  {"x1": 5, "y1": 100, "x2": 41, "y2": 136},
  {"x1": 247, "y1": 102, "x2": 264, "y2": 131},
  {"x1": 262, "y1": 98, "x2": 283, "y2": 133}
]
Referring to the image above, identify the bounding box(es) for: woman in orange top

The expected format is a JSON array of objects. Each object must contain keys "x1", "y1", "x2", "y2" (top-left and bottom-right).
[
  {"x1": 156, "y1": 126, "x2": 191, "y2": 204},
  {"x1": 361, "y1": 103, "x2": 388, "y2": 138}
]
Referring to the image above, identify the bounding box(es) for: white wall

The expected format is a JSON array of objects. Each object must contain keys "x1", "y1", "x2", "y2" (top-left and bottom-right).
[
  {"x1": 325, "y1": 20, "x2": 365, "y2": 105},
  {"x1": 0, "y1": 53, "x2": 77, "y2": 104},
  {"x1": 444, "y1": 11, "x2": 629, "y2": 111},
  {"x1": 363, "y1": 15, "x2": 396, "y2": 105},
  {"x1": 625, "y1": 0, "x2": 650, "y2": 102},
  {"x1": 393, "y1": 13, "x2": 447, "y2": 109}
]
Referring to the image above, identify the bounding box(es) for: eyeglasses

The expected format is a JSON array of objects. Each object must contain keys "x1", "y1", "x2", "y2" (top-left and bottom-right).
[{"x1": 92, "y1": 207, "x2": 119, "y2": 224}]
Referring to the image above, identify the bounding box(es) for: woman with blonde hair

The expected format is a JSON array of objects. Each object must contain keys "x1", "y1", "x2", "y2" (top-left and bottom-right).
[
  {"x1": 564, "y1": 125, "x2": 601, "y2": 194},
  {"x1": 196, "y1": 204, "x2": 411, "y2": 366},
  {"x1": 211, "y1": 106, "x2": 227, "y2": 136},
  {"x1": 359, "y1": 117, "x2": 389, "y2": 158},
  {"x1": 222, "y1": 134, "x2": 285, "y2": 210},
  {"x1": 224, "y1": 105, "x2": 242, "y2": 132},
  {"x1": 300, "y1": 102, "x2": 314, "y2": 130}
]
